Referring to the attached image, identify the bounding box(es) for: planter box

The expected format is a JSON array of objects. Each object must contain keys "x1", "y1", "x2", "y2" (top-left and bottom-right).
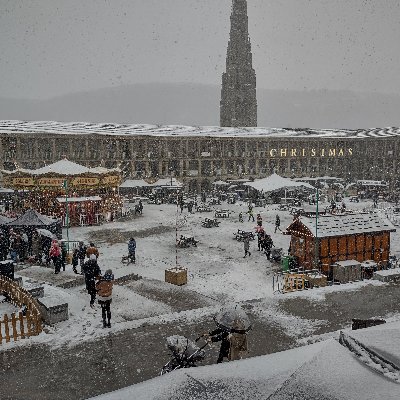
[
  {"x1": 307, "y1": 275, "x2": 327, "y2": 288},
  {"x1": 165, "y1": 267, "x2": 187, "y2": 286}
]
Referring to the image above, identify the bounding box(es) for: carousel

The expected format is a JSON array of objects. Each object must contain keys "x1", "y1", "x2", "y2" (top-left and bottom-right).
[{"x1": 1, "y1": 159, "x2": 123, "y2": 226}]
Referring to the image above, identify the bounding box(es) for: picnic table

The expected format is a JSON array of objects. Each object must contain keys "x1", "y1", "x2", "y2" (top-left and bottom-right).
[
  {"x1": 233, "y1": 229, "x2": 255, "y2": 241},
  {"x1": 196, "y1": 204, "x2": 212, "y2": 212},
  {"x1": 215, "y1": 209, "x2": 230, "y2": 218},
  {"x1": 202, "y1": 218, "x2": 220, "y2": 228}
]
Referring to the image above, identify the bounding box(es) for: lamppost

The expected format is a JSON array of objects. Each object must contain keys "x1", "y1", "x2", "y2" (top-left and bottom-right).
[
  {"x1": 63, "y1": 179, "x2": 70, "y2": 254},
  {"x1": 314, "y1": 186, "x2": 319, "y2": 270}
]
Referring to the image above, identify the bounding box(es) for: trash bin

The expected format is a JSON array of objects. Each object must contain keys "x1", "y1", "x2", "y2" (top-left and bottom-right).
[{"x1": 281, "y1": 255, "x2": 291, "y2": 272}]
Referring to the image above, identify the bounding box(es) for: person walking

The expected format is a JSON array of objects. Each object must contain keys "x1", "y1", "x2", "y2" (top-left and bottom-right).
[
  {"x1": 243, "y1": 234, "x2": 251, "y2": 258},
  {"x1": 49, "y1": 239, "x2": 62, "y2": 274},
  {"x1": 77, "y1": 241, "x2": 87, "y2": 273},
  {"x1": 247, "y1": 206, "x2": 255, "y2": 222},
  {"x1": 128, "y1": 237, "x2": 136, "y2": 264},
  {"x1": 274, "y1": 214, "x2": 281, "y2": 233},
  {"x1": 82, "y1": 254, "x2": 101, "y2": 308},
  {"x1": 257, "y1": 229, "x2": 265, "y2": 251},
  {"x1": 96, "y1": 269, "x2": 115, "y2": 328},
  {"x1": 264, "y1": 235, "x2": 274, "y2": 260},
  {"x1": 202, "y1": 327, "x2": 231, "y2": 363},
  {"x1": 256, "y1": 213, "x2": 263, "y2": 227},
  {"x1": 71, "y1": 248, "x2": 79, "y2": 274},
  {"x1": 86, "y1": 242, "x2": 99, "y2": 260}
]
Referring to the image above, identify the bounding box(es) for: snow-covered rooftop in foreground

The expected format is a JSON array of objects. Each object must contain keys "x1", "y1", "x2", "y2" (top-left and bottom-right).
[
  {"x1": 91, "y1": 326, "x2": 400, "y2": 400},
  {"x1": 1, "y1": 120, "x2": 400, "y2": 138}
]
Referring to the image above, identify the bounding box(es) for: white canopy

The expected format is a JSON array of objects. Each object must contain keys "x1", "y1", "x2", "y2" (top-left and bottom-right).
[
  {"x1": 2, "y1": 159, "x2": 121, "y2": 176},
  {"x1": 244, "y1": 173, "x2": 315, "y2": 193},
  {"x1": 120, "y1": 178, "x2": 182, "y2": 188}
]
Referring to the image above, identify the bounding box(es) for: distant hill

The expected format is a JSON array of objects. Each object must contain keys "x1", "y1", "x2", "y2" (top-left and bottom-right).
[{"x1": 0, "y1": 83, "x2": 399, "y2": 129}]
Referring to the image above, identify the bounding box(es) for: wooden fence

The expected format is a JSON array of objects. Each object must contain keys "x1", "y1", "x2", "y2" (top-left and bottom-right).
[{"x1": 0, "y1": 276, "x2": 42, "y2": 345}]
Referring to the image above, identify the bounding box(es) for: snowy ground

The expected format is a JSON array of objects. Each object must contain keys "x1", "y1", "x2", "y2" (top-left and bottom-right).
[{"x1": 1, "y1": 197, "x2": 399, "y2": 351}]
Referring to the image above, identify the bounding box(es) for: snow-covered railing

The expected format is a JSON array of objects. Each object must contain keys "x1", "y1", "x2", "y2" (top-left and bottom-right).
[{"x1": 0, "y1": 276, "x2": 42, "y2": 344}]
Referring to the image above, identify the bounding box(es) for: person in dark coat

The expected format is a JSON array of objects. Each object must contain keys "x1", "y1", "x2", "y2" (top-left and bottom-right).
[
  {"x1": 203, "y1": 327, "x2": 230, "y2": 363},
  {"x1": 77, "y1": 241, "x2": 87, "y2": 273},
  {"x1": 128, "y1": 237, "x2": 136, "y2": 263},
  {"x1": 243, "y1": 235, "x2": 251, "y2": 258},
  {"x1": 0, "y1": 232, "x2": 8, "y2": 261},
  {"x1": 82, "y1": 254, "x2": 101, "y2": 308},
  {"x1": 264, "y1": 235, "x2": 274, "y2": 260},
  {"x1": 71, "y1": 248, "x2": 79, "y2": 274},
  {"x1": 274, "y1": 214, "x2": 281, "y2": 233},
  {"x1": 257, "y1": 229, "x2": 265, "y2": 251}
]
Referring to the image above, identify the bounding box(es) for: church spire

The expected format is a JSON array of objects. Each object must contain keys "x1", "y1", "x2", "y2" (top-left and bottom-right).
[{"x1": 220, "y1": 0, "x2": 257, "y2": 127}]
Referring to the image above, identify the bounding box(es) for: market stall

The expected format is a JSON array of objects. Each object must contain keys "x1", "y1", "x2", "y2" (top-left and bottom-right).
[
  {"x1": 286, "y1": 213, "x2": 396, "y2": 273},
  {"x1": 1, "y1": 159, "x2": 122, "y2": 226}
]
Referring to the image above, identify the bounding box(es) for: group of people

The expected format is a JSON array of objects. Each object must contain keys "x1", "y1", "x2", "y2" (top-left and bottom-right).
[
  {"x1": 240, "y1": 209, "x2": 279, "y2": 259},
  {"x1": 0, "y1": 227, "x2": 70, "y2": 272},
  {"x1": 71, "y1": 242, "x2": 115, "y2": 327}
]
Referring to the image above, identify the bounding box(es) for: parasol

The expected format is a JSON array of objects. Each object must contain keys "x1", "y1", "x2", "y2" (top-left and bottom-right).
[
  {"x1": 213, "y1": 305, "x2": 252, "y2": 333},
  {"x1": 36, "y1": 228, "x2": 56, "y2": 239}
]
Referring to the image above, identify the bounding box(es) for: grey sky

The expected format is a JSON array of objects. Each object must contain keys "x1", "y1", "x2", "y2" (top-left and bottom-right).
[{"x1": 1, "y1": 0, "x2": 400, "y2": 99}]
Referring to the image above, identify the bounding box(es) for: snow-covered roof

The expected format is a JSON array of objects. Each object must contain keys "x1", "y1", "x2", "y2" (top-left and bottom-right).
[
  {"x1": 289, "y1": 213, "x2": 396, "y2": 238},
  {"x1": 2, "y1": 159, "x2": 120, "y2": 176},
  {"x1": 245, "y1": 173, "x2": 315, "y2": 192},
  {"x1": 120, "y1": 178, "x2": 182, "y2": 188},
  {"x1": 89, "y1": 329, "x2": 400, "y2": 400},
  {"x1": 1, "y1": 120, "x2": 400, "y2": 138},
  {"x1": 7, "y1": 208, "x2": 59, "y2": 227}
]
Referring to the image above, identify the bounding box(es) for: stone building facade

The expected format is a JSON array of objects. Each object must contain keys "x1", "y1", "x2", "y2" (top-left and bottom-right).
[
  {"x1": 220, "y1": 0, "x2": 257, "y2": 127},
  {"x1": 0, "y1": 121, "x2": 399, "y2": 192}
]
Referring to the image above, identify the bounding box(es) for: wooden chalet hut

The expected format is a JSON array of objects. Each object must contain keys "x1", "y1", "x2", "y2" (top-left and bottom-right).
[{"x1": 286, "y1": 213, "x2": 396, "y2": 272}]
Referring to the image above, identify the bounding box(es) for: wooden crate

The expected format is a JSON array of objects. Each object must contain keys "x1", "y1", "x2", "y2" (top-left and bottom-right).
[
  {"x1": 165, "y1": 267, "x2": 187, "y2": 286},
  {"x1": 307, "y1": 275, "x2": 327, "y2": 288}
]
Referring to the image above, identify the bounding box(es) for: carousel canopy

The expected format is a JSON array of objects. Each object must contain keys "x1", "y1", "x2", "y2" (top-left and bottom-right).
[
  {"x1": 7, "y1": 208, "x2": 59, "y2": 227},
  {"x1": 1, "y1": 158, "x2": 122, "y2": 189},
  {"x1": 244, "y1": 173, "x2": 315, "y2": 193},
  {"x1": 2, "y1": 159, "x2": 120, "y2": 176}
]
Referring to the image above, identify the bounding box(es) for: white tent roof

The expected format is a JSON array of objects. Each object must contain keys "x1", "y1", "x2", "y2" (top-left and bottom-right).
[
  {"x1": 244, "y1": 173, "x2": 315, "y2": 192},
  {"x1": 2, "y1": 159, "x2": 120, "y2": 176},
  {"x1": 212, "y1": 180, "x2": 229, "y2": 186},
  {"x1": 31, "y1": 159, "x2": 90, "y2": 175},
  {"x1": 120, "y1": 179, "x2": 152, "y2": 188},
  {"x1": 120, "y1": 178, "x2": 182, "y2": 188}
]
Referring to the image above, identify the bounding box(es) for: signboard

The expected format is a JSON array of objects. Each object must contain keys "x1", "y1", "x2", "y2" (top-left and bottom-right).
[
  {"x1": 71, "y1": 177, "x2": 100, "y2": 186},
  {"x1": 37, "y1": 178, "x2": 65, "y2": 187},
  {"x1": 12, "y1": 177, "x2": 35, "y2": 186},
  {"x1": 101, "y1": 175, "x2": 121, "y2": 185}
]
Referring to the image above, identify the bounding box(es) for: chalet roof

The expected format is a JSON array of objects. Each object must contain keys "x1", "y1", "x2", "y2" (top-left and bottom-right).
[{"x1": 287, "y1": 213, "x2": 396, "y2": 238}]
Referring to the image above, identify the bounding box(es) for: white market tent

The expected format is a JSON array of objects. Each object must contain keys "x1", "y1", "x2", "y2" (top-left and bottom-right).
[
  {"x1": 120, "y1": 178, "x2": 182, "y2": 189},
  {"x1": 244, "y1": 173, "x2": 315, "y2": 193}
]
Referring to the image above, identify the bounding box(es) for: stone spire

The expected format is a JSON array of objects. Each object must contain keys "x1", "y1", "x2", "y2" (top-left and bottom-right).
[{"x1": 220, "y1": 0, "x2": 257, "y2": 127}]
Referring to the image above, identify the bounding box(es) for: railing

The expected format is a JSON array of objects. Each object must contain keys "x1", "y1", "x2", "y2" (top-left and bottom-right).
[{"x1": 0, "y1": 276, "x2": 42, "y2": 345}]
